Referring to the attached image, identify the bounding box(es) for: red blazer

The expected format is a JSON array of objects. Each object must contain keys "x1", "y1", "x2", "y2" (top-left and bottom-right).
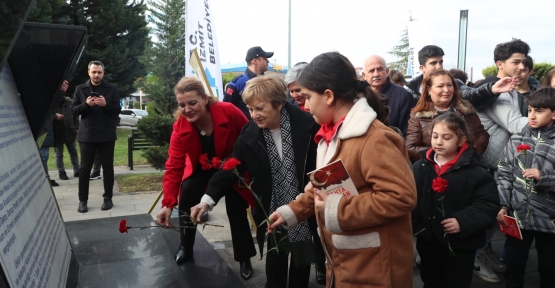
[{"x1": 161, "y1": 102, "x2": 248, "y2": 208}]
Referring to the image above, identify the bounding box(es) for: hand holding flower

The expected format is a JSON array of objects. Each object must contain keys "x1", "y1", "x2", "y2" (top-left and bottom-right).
[
  {"x1": 157, "y1": 207, "x2": 173, "y2": 227},
  {"x1": 522, "y1": 168, "x2": 540, "y2": 182},
  {"x1": 441, "y1": 218, "x2": 460, "y2": 234},
  {"x1": 190, "y1": 202, "x2": 211, "y2": 223},
  {"x1": 314, "y1": 188, "x2": 328, "y2": 217},
  {"x1": 267, "y1": 212, "x2": 285, "y2": 234}
]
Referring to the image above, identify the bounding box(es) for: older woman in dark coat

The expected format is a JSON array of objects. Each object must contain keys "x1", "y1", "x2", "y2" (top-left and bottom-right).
[{"x1": 191, "y1": 74, "x2": 320, "y2": 288}]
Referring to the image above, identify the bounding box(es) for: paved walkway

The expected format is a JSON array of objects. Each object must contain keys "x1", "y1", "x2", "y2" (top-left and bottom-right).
[{"x1": 51, "y1": 166, "x2": 540, "y2": 288}]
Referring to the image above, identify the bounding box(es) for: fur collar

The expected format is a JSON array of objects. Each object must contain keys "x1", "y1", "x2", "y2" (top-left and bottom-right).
[
  {"x1": 413, "y1": 99, "x2": 475, "y2": 119},
  {"x1": 336, "y1": 98, "x2": 377, "y2": 140}
]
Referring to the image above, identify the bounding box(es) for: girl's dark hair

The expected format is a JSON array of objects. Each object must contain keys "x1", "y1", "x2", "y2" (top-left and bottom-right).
[
  {"x1": 298, "y1": 52, "x2": 385, "y2": 122},
  {"x1": 430, "y1": 112, "x2": 473, "y2": 148},
  {"x1": 525, "y1": 87, "x2": 555, "y2": 110}
]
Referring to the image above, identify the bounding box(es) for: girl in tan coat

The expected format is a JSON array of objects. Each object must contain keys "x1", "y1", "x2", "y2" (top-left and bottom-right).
[{"x1": 269, "y1": 52, "x2": 417, "y2": 288}]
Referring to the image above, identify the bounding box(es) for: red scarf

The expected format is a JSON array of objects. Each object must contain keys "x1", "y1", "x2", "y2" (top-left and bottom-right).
[
  {"x1": 425, "y1": 142, "x2": 469, "y2": 176},
  {"x1": 314, "y1": 116, "x2": 346, "y2": 144}
]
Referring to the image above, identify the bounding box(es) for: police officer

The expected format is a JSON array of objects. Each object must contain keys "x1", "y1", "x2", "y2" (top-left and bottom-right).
[{"x1": 224, "y1": 46, "x2": 273, "y2": 119}]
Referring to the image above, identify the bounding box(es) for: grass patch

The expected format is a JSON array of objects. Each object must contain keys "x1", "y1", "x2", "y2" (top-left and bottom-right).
[
  {"x1": 116, "y1": 173, "x2": 164, "y2": 193},
  {"x1": 46, "y1": 128, "x2": 150, "y2": 170}
]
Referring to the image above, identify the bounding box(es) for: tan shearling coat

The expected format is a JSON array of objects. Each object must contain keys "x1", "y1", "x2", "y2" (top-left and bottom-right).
[{"x1": 278, "y1": 98, "x2": 417, "y2": 288}]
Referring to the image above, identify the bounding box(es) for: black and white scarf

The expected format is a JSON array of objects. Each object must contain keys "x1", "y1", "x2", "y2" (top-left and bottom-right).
[{"x1": 262, "y1": 108, "x2": 312, "y2": 243}]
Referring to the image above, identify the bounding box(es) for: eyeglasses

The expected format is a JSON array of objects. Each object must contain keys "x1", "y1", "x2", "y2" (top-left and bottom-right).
[{"x1": 289, "y1": 88, "x2": 301, "y2": 94}]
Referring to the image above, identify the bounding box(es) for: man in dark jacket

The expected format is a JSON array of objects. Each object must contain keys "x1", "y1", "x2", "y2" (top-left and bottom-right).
[
  {"x1": 54, "y1": 91, "x2": 80, "y2": 180},
  {"x1": 363, "y1": 55, "x2": 415, "y2": 135},
  {"x1": 223, "y1": 46, "x2": 273, "y2": 119},
  {"x1": 72, "y1": 60, "x2": 121, "y2": 213}
]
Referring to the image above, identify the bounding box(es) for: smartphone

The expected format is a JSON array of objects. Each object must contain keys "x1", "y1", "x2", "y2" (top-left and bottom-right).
[{"x1": 91, "y1": 92, "x2": 99, "y2": 97}]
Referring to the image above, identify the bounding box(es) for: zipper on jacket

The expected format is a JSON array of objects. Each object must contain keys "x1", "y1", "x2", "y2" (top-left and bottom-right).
[{"x1": 525, "y1": 132, "x2": 540, "y2": 226}]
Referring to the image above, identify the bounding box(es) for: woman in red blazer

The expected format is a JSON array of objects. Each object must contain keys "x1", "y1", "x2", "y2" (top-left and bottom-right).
[{"x1": 157, "y1": 77, "x2": 256, "y2": 277}]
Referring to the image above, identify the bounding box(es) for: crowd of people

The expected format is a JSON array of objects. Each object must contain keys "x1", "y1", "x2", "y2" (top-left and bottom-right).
[
  {"x1": 154, "y1": 38, "x2": 555, "y2": 288},
  {"x1": 49, "y1": 37, "x2": 555, "y2": 287}
]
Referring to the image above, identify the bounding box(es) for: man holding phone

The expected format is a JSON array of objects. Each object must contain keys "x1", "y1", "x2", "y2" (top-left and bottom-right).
[{"x1": 72, "y1": 60, "x2": 121, "y2": 213}]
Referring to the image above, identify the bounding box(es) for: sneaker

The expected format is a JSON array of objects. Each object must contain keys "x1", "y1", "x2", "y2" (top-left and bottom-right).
[
  {"x1": 473, "y1": 254, "x2": 501, "y2": 283},
  {"x1": 90, "y1": 171, "x2": 101, "y2": 180},
  {"x1": 101, "y1": 198, "x2": 113, "y2": 211},
  {"x1": 484, "y1": 248, "x2": 506, "y2": 272},
  {"x1": 59, "y1": 171, "x2": 69, "y2": 180},
  {"x1": 78, "y1": 202, "x2": 88, "y2": 213},
  {"x1": 50, "y1": 179, "x2": 59, "y2": 187}
]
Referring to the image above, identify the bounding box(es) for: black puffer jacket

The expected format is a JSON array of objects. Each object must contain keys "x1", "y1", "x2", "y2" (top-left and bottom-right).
[{"x1": 412, "y1": 147, "x2": 500, "y2": 251}]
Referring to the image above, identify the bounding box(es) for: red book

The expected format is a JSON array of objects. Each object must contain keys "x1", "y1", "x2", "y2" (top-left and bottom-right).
[
  {"x1": 307, "y1": 159, "x2": 359, "y2": 198},
  {"x1": 498, "y1": 215, "x2": 523, "y2": 240}
]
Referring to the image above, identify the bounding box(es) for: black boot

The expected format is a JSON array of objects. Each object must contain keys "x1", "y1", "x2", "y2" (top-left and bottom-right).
[
  {"x1": 240, "y1": 259, "x2": 253, "y2": 280},
  {"x1": 174, "y1": 245, "x2": 193, "y2": 264}
]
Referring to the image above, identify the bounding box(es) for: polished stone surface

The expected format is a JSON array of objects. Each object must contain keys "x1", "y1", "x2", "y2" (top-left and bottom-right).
[{"x1": 66, "y1": 214, "x2": 244, "y2": 288}]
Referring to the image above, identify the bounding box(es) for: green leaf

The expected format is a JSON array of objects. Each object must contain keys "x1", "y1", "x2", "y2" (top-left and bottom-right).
[{"x1": 258, "y1": 219, "x2": 268, "y2": 227}]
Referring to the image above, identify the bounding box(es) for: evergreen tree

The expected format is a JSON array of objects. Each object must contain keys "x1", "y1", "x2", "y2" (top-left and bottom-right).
[
  {"x1": 388, "y1": 16, "x2": 414, "y2": 73},
  {"x1": 67, "y1": 0, "x2": 149, "y2": 97},
  {"x1": 133, "y1": 0, "x2": 185, "y2": 169},
  {"x1": 27, "y1": 0, "x2": 68, "y2": 23},
  {"x1": 137, "y1": 0, "x2": 185, "y2": 115},
  {"x1": 388, "y1": 27, "x2": 409, "y2": 73}
]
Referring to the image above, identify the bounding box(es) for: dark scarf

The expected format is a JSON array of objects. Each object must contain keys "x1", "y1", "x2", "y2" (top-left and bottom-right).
[{"x1": 263, "y1": 108, "x2": 312, "y2": 244}]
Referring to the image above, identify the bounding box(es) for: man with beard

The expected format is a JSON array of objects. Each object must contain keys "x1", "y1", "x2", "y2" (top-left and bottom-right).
[
  {"x1": 363, "y1": 55, "x2": 414, "y2": 135},
  {"x1": 72, "y1": 60, "x2": 121, "y2": 213}
]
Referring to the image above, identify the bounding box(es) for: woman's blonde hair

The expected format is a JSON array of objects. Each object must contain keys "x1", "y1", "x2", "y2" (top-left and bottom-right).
[
  {"x1": 174, "y1": 77, "x2": 218, "y2": 103},
  {"x1": 173, "y1": 77, "x2": 218, "y2": 117},
  {"x1": 242, "y1": 74, "x2": 287, "y2": 109}
]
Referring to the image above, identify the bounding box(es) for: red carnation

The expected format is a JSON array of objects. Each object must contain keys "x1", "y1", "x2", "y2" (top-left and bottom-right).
[
  {"x1": 119, "y1": 219, "x2": 128, "y2": 233},
  {"x1": 222, "y1": 157, "x2": 241, "y2": 171},
  {"x1": 199, "y1": 153, "x2": 212, "y2": 170},
  {"x1": 517, "y1": 144, "x2": 531, "y2": 154},
  {"x1": 211, "y1": 157, "x2": 222, "y2": 168},
  {"x1": 432, "y1": 177, "x2": 448, "y2": 193},
  {"x1": 199, "y1": 153, "x2": 209, "y2": 164}
]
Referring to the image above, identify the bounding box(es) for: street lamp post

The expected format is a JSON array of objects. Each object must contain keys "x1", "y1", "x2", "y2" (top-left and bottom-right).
[
  {"x1": 457, "y1": 10, "x2": 469, "y2": 71},
  {"x1": 288, "y1": 0, "x2": 291, "y2": 70}
]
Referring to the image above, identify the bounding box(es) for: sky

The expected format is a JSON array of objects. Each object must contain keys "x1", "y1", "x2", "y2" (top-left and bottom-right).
[{"x1": 208, "y1": 0, "x2": 555, "y2": 80}]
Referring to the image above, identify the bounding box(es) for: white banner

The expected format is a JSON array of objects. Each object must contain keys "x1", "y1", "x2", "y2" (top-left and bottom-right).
[
  {"x1": 0, "y1": 64, "x2": 71, "y2": 288},
  {"x1": 185, "y1": 0, "x2": 224, "y2": 100},
  {"x1": 407, "y1": 20, "x2": 434, "y2": 77}
]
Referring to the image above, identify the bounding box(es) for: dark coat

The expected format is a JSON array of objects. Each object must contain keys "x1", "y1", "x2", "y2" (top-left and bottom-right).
[
  {"x1": 72, "y1": 79, "x2": 121, "y2": 142},
  {"x1": 55, "y1": 97, "x2": 79, "y2": 144},
  {"x1": 412, "y1": 148, "x2": 500, "y2": 251},
  {"x1": 205, "y1": 101, "x2": 319, "y2": 253},
  {"x1": 379, "y1": 78, "x2": 415, "y2": 135}
]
